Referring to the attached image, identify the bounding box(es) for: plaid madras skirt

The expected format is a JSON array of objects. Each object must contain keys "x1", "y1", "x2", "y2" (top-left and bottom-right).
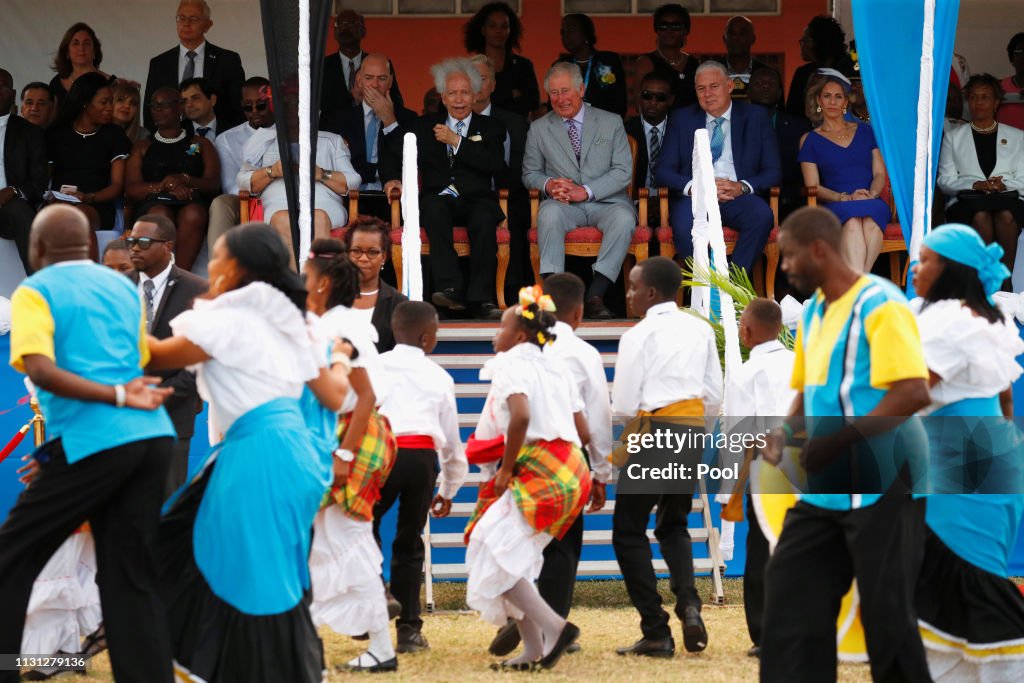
[
  {"x1": 465, "y1": 439, "x2": 591, "y2": 543},
  {"x1": 326, "y1": 409, "x2": 398, "y2": 522}
]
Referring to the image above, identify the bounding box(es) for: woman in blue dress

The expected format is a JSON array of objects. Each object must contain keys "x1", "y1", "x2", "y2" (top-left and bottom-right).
[
  {"x1": 799, "y1": 69, "x2": 891, "y2": 272},
  {"x1": 910, "y1": 224, "x2": 1024, "y2": 681},
  {"x1": 145, "y1": 223, "x2": 351, "y2": 683}
]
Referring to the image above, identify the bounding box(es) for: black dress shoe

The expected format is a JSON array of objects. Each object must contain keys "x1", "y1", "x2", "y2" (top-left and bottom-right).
[
  {"x1": 747, "y1": 645, "x2": 761, "y2": 658},
  {"x1": 584, "y1": 296, "x2": 613, "y2": 320},
  {"x1": 488, "y1": 620, "x2": 521, "y2": 657},
  {"x1": 475, "y1": 302, "x2": 503, "y2": 320},
  {"x1": 682, "y1": 606, "x2": 708, "y2": 653},
  {"x1": 396, "y1": 625, "x2": 430, "y2": 653},
  {"x1": 539, "y1": 621, "x2": 580, "y2": 669},
  {"x1": 339, "y1": 652, "x2": 399, "y2": 673},
  {"x1": 431, "y1": 288, "x2": 466, "y2": 311},
  {"x1": 567, "y1": 642, "x2": 581, "y2": 654},
  {"x1": 615, "y1": 636, "x2": 675, "y2": 658}
]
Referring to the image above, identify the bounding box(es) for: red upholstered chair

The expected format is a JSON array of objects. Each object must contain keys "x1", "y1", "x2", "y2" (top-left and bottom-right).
[
  {"x1": 527, "y1": 135, "x2": 647, "y2": 316},
  {"x1": 239, "y1": 189, "x2": 361, "y2": 234},
  {"x1": 804, "y1": 183, "x2": 907, "y2": 285},
  {"x1": 657, "y1": 187, "x2": 777, "y2": 298},
  {"x1": 389, "y1": 189, "x2": 512, "y2": 308}
]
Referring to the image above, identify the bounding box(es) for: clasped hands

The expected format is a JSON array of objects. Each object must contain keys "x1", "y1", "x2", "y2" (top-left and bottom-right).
[
  {"x1": 715, "y1": 178, "x2": 745, "y2": 202},
  {"x1": 545, "y1": 177, "x2": 589, "y2": 203},
  {"x1": 160, "y1": 173, "x2": 193, "y2": 201},
  {"x1": 974, "y1": 176, "x2": 1007, "y2": 194}
]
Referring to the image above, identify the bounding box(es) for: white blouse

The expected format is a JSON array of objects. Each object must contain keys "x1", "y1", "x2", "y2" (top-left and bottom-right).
[
  {"x1": 914, "y1": 299, "x2": 1024, "y2": 414},
  {"x1": 313, "y1": 304, "x2": 382, "y2": 414},
  {"x1": 170, "y1": 282, "x2": 322, "y2": 443},
  {"x1": 475, "y1": 343, "x2": 582, "y2": 446}
]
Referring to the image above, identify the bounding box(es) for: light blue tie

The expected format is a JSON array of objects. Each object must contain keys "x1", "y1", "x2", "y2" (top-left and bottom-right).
[
  {"x1": 365, "y1": 111, "x2": 379, "y2": 164},
  {"x1": 709, "y1": 116, "x2": 725, "y2": 162},
  {"x1": 441, "y1": 120, "x2": 466, "y2": 197}
]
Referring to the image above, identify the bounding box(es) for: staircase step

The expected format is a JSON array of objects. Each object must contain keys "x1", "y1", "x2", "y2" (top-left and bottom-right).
[
  {"x1": 438, "y1": 323, "x2": 632, "y2": 342},
  {"x1": 435, "y1": 353, "x2": 618, "y2": 370},
  {"x1": 455, "y1": 382, "x2": 615, "y2": 397},
  {"x1": 428, "y1": 527, "x2": 708, "y2": 549},
  {"x1": 447, "y1": 497, "x2": 703, "y2": 516},
  {"x1": 430, "y1": 557, "x2": 715, "y2": 580}
]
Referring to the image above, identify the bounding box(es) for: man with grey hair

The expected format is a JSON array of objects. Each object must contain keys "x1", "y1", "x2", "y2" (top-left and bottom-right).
[
  {"x1": 522, "y1": 62, "x2": 634, "y2": 319},
  {"x1": 383, "y1": 58, "x2": 506, "y2": 320},
  {"x1": 655, "y1": 60, "x2": 780, "y2": 277},
  {"x1": 144, "y1": 0, "x2": 245, "y2": 129}
]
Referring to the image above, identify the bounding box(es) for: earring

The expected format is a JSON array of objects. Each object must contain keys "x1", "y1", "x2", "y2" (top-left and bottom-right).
[
  {"x1": 843, "y1": 106, "x2": 848, "y2": 114},
  {"x1": 816, "y1": 105, "x2": 821, "y2": 113},
  {"x1": 213, "y1": 274, "x2": 226, "y2": 291},
  {"x1": 317, "y1": 286, "x2": 326, "y2": 294}
]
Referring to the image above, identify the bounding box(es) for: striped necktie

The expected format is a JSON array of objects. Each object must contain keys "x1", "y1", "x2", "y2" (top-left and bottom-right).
[
  {"x1": 709, "y1": 116, "x2": 725, "y2": 162},
  {"x1": 648, "y1": 126, "x2": 661, "y2": 188}
]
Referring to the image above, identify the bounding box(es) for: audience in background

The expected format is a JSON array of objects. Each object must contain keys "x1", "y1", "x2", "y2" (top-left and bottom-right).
[
  {"x1": 144, "y1": 0, "x2": 245, "y2": 130},
  {"x1": 19, "y1": 83, "x2": 53, "y2": 129},
  {"x1": 111, "y1": 82, "x2": 146, "y2": 143},
  {"x1": 625, "y1": 71, "x2": 675, "y2": 191},
  {"x1": 723, "y1": 16, "x2": 770, "y2": 100},
  {"x1": 208, "y1": 77, "x2": 274, "y2": 253},
  {"x1": 799, "y1": 70, "x2": 890, "y2": 272},
  {"x1": 464, "y1": 2, "x2": 539, "y2": 118},
  {"x1": 423, "y1": 87, "x2": 442, "y2": 115},
  {"x1": 100, "y1": 238, "x2": 134, "y2": 275},
  {"x1": 124, "y1": 86, "x2": 221, "y2": 271},
  {"x1": 321, "y1": 6, "x2": 403, "y2": 122},
  {"x1": 632, "y1": 4, "x2": 698, "y2": 111},
  {"x1": 938, "y1": 73, "x2": 1024, "y2": 276},
  {"x1": 48, "y1": 23, "x2": 122, "y2": 105},
  {"x1": 997, "y1": 32, "x2": 1024, "y2": 130},
  {"x1": 747, "y1": 66, "x2": 810, "y2": 219},
  {"x1": 786, "y1": 15, "x2": 854, "y2": 121},
  {"x1": 554, "y1": 13, "x2": 627, "y2": 118},
  {"x1": 180, "y1": 77, "x2": 219, "y2": 140},
  {"x1": 1, "y1": 68, "x2": 47, "y2": 274},
  {"x1": 46, "y1": 72, "x2": 131, "y2": 238}
]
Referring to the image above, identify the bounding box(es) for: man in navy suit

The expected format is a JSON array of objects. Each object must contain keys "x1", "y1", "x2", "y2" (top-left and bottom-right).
[
  {"x1": 748, "y1": 66, "x2": 810, "y2": 220},
  {"x1": 655, "y1": 61, "x2": 780, "y2": 274},
  {"x1": 144, "y1": 1, "x2": 245, "y2": 131}
]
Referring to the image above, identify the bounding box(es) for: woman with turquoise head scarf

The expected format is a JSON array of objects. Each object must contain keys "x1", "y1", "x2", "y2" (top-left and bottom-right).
[{"x1": 910, "y1": 223, "x2": 1024, "y2": 681}]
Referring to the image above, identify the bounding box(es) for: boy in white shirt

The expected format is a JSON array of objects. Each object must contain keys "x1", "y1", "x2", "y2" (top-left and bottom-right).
[
  {"x1": 374, "y1": 301, "x2": 468, "y2": 652},
  {"x1": 723, "y1": 297, "x2": 796, "y2": 658}
]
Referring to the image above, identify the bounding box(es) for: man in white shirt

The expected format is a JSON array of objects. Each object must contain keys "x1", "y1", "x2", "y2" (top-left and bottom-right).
[
  {"x1": 128, "y1": 214, "x2": 208, "y2": 497},
  {"x1": 722, "y1": 297, "x2": 795, "y2": 658},
  {"x1": 611, "y1": 256, "x2": 722, "y2": 659},
  {"x1": 207, "y1": 77, "x2": 275, "y2": 252},
  {"x1": 144, "y1": 0, "x2": 245, "y2": 130},
  {"x1": 180, "y1": 77, "x2": 218, "y2": 140},
  {"x1": 374, "y1": 301, "x2": 467, "y2": 653}
]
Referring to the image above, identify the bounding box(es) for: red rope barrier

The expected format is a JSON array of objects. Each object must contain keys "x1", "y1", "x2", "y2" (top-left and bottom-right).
[{"x1": 0, "y1": 423, "x2": 30, "y2": 465}]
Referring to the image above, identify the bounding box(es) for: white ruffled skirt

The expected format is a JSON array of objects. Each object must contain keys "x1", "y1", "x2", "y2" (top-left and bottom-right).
[
  {"x1": 309, "y1": 506, "x2": 388, "y2": 635},
  {"x1": 23, "y1": 532, "x2": 102, "y2": 655},
  {"x1": 465, "y1": 491, "x2": 552, "y2": 626}
]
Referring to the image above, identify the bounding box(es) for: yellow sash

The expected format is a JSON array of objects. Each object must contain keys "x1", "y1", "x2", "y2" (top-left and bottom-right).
[{"x1": 611, "y1": 398, "x2": 705, "y2": 467}]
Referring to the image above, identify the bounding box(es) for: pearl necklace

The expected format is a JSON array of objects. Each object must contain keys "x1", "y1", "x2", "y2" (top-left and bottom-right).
[
  {"x1": 72, "y1": 126, "x2": 98, "y2": 139},
  {"x1": 970, "y1": 121, "x2": 997, "y2": 134},
  {"x1": 360, "y1": 289, "x2": 379, "y2": 296},
  {"x1": 154, "y1": 129, "x2": 187, "y2": 144}
]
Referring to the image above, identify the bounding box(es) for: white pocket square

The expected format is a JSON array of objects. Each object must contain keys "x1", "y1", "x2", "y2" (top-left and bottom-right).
[{"x1": 469, "y1": 134, "x2": 483, "y2": 142}]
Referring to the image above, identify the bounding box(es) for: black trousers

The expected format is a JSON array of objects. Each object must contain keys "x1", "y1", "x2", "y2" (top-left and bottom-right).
[
  {"x1": 0, "y1": 436, "x2": 174, "y2": 683},
  {"x1": 0, "y1": 198, "x2": 34, "y2": 274},
  {"x1": 419, "y1": 193, "x2": 503, "y2": 304},
  {"x1": 371, "y1": 448, "x2": 438, "y2": 631},
  {"x1": 536, "y1": 512, "x2": 585, "y2": 618},
  {"x1": 760, "y1": 485, "x2": 930, "y2": 683},
  {"x1": 612, "y1": 493, "x2": 699, "y2": 641},
  {"x1": 163, "y1": 438, "x2": 192, "y2": 501},
  {"x1": 744, "y1": 493, "x2": 769, "y2": 647}
]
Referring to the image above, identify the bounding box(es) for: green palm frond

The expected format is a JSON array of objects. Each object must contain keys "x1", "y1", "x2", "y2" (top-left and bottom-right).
[{"x1": 679, "y1": 258, "x2": 795, "y2": 367}]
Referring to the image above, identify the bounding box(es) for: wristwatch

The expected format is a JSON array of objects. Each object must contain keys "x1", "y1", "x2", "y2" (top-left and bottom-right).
[
  {"x1": 321, "y1": 169, "x2": 334, "y2": 183},
  {"x1": 740, "y1": 183, "x2": 752, "y2": 195}
]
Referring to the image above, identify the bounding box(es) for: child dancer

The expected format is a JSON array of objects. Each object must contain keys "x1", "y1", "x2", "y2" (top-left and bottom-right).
[
  {"x1": 303, "y1": 238, "x2": 400, "y2": 673},
  {"x1": 910, "y1": 224, "x2": 1024, "y2": 681},
  {"x1": 374, "y1": 301, "x2": 468, "y2": 652},
  {"x1": 466, "y1": 287, "x2": 592, "y2": 671}
]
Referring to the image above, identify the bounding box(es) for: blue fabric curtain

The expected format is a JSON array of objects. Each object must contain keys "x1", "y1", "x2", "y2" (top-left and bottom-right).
[{"x1": 851, "y1": 0, "x2": 959, "y2": 295}]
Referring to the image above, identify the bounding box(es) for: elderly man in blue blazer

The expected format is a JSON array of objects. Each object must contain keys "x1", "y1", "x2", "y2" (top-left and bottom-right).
[
  {"x1": 522, "y1": 62, "x2": 635, "y2": 319},
  {"x1": 655, "y1": 61, "x2": 780, "y2": 275}
]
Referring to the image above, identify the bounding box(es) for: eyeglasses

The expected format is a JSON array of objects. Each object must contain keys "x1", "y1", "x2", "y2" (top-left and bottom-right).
[
  {"x1": 242, "y1": 101, "x2": 270, "y2": 113},
  {"x1": 348, "y1": 248, "x2": 382, "y2": 259},
  {"x1": 640, "y1": 90, "x2": 670, "y2": 102},
  {"x1": 126, "y1": 237, "x2": 169, "y2": 250},
  {"x1": 176, "y1": 15, "x2": 205, "y2": 25},
  {"x1": 149, "y1": 100, "x2": 180, "y2": 110},
  {"x1": 656, "y1": 22, "x2": 685, "y2": 31}
]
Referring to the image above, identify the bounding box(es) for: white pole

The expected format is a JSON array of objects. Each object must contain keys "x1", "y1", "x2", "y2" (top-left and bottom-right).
[
  {"x1": 910, "y1": 0, "x2": 936, "y2": 269},
  {"x1": 297, "y1": 0, "x2": 312, "y2": 267},
  {"x1": 400, "y1": 133, "x2": 423, "y2": 301}
]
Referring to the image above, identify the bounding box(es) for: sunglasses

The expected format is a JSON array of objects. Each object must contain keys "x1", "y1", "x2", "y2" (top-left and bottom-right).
[
  {"x1": 656, "y1": 22, "x2": 685, "y2": 31},
  {"x1": 126, "y1": 237, "x2": 169, "y2": 250},
  {"x1": 348, "y1": 248, "x2": 382, "y2": 259},
  {"x1": 641, "y1": 90, "x2": 670, "y2": 103},
  {"x1": 242, "y1": 101, "x2": 270, "y2": 113}
]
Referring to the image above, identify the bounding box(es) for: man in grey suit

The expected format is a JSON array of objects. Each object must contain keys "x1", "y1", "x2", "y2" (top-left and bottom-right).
[{"x1": 522, "y1": 63, "x2": 635, "y2": 319}]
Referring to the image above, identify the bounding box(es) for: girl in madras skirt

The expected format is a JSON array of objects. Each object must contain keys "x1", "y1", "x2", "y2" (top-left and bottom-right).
[
  {"x1": 303, "y1": 238, "x2": 400, "y2": 673},
  {"x1": 465, "y1": 287, "x2": 592, "y2": 672}
]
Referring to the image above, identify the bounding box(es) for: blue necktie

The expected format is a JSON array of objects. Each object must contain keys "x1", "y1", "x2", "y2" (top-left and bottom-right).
[
  {"x1": 709, "y1": 116, "x2": 725, "y2": 162},
  {"x1": 441, "y1": 120, "x2": 466, "y2": 197},
  {"x1": 197, "y1": 126, "x2": 210, "y2": 139},
  {"x1": 365, "y1": 111, "x2": 379, "y2": 164}
]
